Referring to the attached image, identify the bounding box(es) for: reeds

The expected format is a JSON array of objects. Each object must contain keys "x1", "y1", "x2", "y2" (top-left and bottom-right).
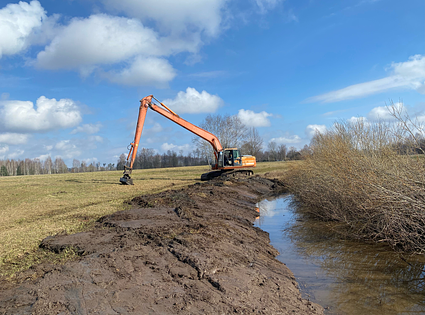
[{"x1": 286, "y1": 105, "x2": 425, "y2": 252}]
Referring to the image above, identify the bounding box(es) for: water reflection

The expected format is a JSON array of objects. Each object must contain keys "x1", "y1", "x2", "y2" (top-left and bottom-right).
[{"x1": 255, "y1": 196, "x2": 425, "y2": 315}]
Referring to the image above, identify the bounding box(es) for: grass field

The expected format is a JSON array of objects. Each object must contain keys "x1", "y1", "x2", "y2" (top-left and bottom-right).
[{"x1": 0, "y1": 161, "x2": 288, "y2": 277}]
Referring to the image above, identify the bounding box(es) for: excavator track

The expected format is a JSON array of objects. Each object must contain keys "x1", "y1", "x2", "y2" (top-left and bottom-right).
[{"x1": 201, "y1": 169, "x2": 254, "y2": 181}]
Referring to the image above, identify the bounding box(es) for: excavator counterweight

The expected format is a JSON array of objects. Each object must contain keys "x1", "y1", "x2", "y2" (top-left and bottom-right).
[{"x1": 120, "y1": 95, "x2": 256, "y2": 184}]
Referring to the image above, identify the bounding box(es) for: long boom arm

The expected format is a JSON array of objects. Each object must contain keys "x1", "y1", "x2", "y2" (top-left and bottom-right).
[{"x1": 121, "y1": 95, "x2": 223, "y2": 184}]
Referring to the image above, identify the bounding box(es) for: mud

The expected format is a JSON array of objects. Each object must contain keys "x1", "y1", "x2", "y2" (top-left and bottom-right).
[{"x1": 0, "y1": 176, "x2": 323, "y2": 315}]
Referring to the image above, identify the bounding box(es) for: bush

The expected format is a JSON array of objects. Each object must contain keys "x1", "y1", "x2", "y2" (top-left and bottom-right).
[{"x1": 285, "y1": 106, "x2": 425, "y2": 253}]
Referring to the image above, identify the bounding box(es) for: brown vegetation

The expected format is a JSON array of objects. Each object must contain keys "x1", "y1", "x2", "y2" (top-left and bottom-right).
[{"x1": 284, "y1": 104, "x2": 425, "y2": 253}]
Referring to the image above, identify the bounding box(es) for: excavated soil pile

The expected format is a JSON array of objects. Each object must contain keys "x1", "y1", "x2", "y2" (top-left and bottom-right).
[{"x1": 1, "y1": 176, "x2": 323, "y2": 315}]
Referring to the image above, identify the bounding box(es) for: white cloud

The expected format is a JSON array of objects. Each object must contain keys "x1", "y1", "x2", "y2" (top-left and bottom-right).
[
  {"x1": 71, "y1": 123, "x2": 102, "y2": 134},
  {"x1": 0, "y1": 133, "x2": 29, "y2": 144},
  {"x1": 34, "y1": 13, "x2": 185, "y2": 86},
  {"x1": 0, "y1": 0, "x2": 46, "y2": 58},
  {"x1": 306, "y1": 55, "x2": 425, "y2": 103},
  {"x1": 55, "y1": 140, "x2": 75, "y2": 150},
  {"x1": 55, "y1": 140, "x2": 81, "y2": 159},
  {"x1": 88, "y1": 135, "x2": 104, "y2": 143},
  {"x1": 82, "y1": 157, "x2": 98, "y2": 164},
  {"x1": 36, "y1": 153, "x2": 50, "y2": 161},
  {"x1": 305, "y1": 124, "x2": 327, "y2": 138},
  {"x1": 0, "y1": 96, "x2": 82, "y2": 132},
  {"x1": 100, "y1": 0, "x2": 226, "y2": 37},
  {"x1": 237, "y1": 109, "x2": 272, "y2": 127},
  {"x1": 36, "y1": 14, "x2": 161, "y2": 71},
  {"x1": 270, "y1": 135, "x2": 302, "y2": 145},
  {"x1": 161, "y1": 142, "x2": 192, "y2": 153},
  {"x1": 367, "y1": 103, "x2": 405, "y2": 121},
  {"x1": 347, "y1": 116, "x2": 368, "y2": 124},
  {"x1": 144, "y1": 122, "x2": 164, "y2": 136},
  {"x1": 8, "y1": 149, "x2": 24, "y2": 159},
  {"x1": 0, "y1": 145, "x2": 9, "y2": 155},
  {"x1": 162, "y1": 87, "x2": 223, "y2": 114},
  {"x1": 104, "y1": 56, "x2": 176, "y2": 87},
  {"x1": 256, "y1": 0, "x2": 283, "y2": 14}
]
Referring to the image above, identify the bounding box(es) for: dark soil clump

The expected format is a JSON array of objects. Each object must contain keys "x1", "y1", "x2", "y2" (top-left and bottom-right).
[{"x1": 1, "y1": 176, "x2": 323, "y2": 314}]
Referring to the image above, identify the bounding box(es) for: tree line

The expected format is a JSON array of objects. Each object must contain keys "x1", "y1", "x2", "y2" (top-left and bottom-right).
[{"x1": 0, "y1": 144, "x2": 305, "y2": 177}]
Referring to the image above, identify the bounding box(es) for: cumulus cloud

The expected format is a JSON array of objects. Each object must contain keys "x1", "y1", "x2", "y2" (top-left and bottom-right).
[
  {"x1": 305, "y1": 124, "x2": 327, "y2": 138},
  {"x1": 367, "y1": 103, "x2": 404, "y2": 120},
  {"x1": 270, "y1": 135, "x2": 302, "y2": 145},
  {"x1": 347, "y1": 116, "x2": 368, "y2": 124},
  {"x1": 162, "y1": 87, "x2": 223, "y2": 114},
  {"x1": 82, "y1": 157, "x2": 98, "y2": 164},
  {"x1": 36, "y1": 14, "x2": 160, "y2": 70},
  {"x1": 306, "y1": 55, "x2": 425, "y2": 103},
  {"x1": 88, "y1": 135, "x2": 104, "y2": 143},
  {"x1": 0, "y1": 96, "x2": 82, "y2": 133},
  {"x1": 8, "y1": 149, "x2": 24, "y2": 159},
  {"x1": 0, "y1": 0, "x2": 46, "y2": 58},
  {"x1": 0, "y1": 145, "x2": 9, "y2": 155},
  {"x1": 36, "y1": 153, "x2": 50, "y2": 161},
  {"x1": 100, "y1": 0, "x2": 226, "y2": 37},
  {"x1": 34, "y1": 13, "x2": 189, "y2": 86},
  {"x1": 104, "y1": 56, "x2": 176, "y2": 87},
  {"x1": 161, "y1": 142, "x2": 192, "y2": 153},
  {"x1": 55, "y1": 140, "x2": 81, "y2": 159},
  {"x1": 71, "y1": 123, "x2": 102, "y2": 134},
  {"x1": 237, "y1": 109, "x2": 272, "y2": 127},
  {"x1": 0, "y1": 133, "x2": 29, "y2": 144}
]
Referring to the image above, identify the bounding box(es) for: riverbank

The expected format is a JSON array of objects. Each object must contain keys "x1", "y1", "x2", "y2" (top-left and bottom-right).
[{"x1": 1, "y1": 175, "x2": 323, "y2": 314}]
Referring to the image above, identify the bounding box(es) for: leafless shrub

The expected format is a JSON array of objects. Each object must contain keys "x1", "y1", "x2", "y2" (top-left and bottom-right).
[{"x1": 285, "y1": 102, "x2": 425, "y2": 253}]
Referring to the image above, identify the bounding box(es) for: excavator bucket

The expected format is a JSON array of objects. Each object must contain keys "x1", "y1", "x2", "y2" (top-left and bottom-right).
[{"x1": 120, "y1": 174, "x2": 133, "y2": 185}]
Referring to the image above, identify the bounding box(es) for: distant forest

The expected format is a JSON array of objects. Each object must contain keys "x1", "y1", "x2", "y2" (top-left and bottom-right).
[{"x1": 0, "y1": 144, "x2": 305, "y2": 177}]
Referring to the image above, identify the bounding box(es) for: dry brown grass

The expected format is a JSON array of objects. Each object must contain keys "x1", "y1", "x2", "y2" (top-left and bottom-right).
[
  {"x1": 284, "y1": 119, "x2": 425, "y2": 253},
  {"x1": 0, "y1": 162, "x2": 285, "y2": 277}
]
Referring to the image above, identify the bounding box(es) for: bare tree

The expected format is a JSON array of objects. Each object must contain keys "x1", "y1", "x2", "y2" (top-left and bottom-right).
[
  {"x1": 116, "y1": 154, "x2": 127, "y2": 170},
  {"x1": 241, "y1": 127, "x2": 263, "y2": 156},
  {"x1": 72, "y1": 159, "x2": 80, "y2": 173},
  {"x1": 193, "y1": 114, "x2": 248, "y2": 163},
  {"x1": 44, "y1": 156, "x2": 53, "y2": 174},
  {"x1": 54, "y1": 157, "x2": 68, "y2": 173},
  {"x1": 80, "y1": 161, "x2": 87, "y2": 172},
  {"x1": 268, "y1": 141, "x2": 277, "y2": 161},
  {"x1": 277, "y1": 144, "x2": 287, "y2": 161},
  {"x1": 387, "y1": 100, "x2": 425, "y2": 154}
]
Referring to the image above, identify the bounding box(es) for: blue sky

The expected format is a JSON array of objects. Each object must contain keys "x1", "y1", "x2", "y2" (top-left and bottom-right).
[{"x1": 0, "y1": 0, "x2": 423, "y2": 166}]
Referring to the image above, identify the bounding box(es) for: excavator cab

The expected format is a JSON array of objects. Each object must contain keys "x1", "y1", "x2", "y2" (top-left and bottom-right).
[{"x1": 220, "y1": 149, "x2": 242, "y2": 168}]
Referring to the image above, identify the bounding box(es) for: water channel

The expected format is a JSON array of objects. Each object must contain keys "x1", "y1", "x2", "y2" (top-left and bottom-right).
[{"x1": 254, "y1": 195, "x2": 425, "y2": 315}]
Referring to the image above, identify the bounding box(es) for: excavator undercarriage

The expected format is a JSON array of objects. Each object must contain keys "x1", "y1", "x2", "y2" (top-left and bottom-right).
[{"x1": 201, "y1": 169, "x2": 254, "y2": 181}]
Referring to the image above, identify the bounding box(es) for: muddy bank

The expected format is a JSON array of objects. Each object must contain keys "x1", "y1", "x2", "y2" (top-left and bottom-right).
[{"x1": 0, "y1": 176, "x2": 323, "y2": 314}]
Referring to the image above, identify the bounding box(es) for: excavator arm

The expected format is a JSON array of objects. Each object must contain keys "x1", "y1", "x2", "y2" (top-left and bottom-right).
[{"x1": 120, "y1": 95, "x2": 224, "y2": 185}]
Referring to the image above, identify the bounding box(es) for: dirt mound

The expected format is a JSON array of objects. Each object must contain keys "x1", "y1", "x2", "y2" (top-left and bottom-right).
[{"x1": 0, "y1": 176, "x2": 323, "y2": 314}]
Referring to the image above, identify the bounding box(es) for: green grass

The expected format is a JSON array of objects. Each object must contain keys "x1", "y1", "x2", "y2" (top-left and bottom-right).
[{"x1": 0, "y1": 162, "x2": 287, "y2": 278}]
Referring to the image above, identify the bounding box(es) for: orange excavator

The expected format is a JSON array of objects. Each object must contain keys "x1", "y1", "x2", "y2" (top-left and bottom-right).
[{"x1": 120, "y1": 95, "x2": 256, "y2": 185}]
